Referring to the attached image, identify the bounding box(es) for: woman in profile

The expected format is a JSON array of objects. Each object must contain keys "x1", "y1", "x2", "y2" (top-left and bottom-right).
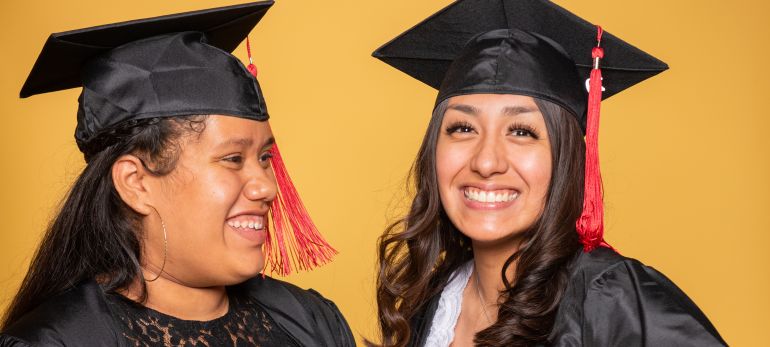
[
  {"x1": 0, "y1": 2, "x2": 352, "y2": 346},
  {"x1": 372, "y1": 0, "x2": 725, "y2": 346}
]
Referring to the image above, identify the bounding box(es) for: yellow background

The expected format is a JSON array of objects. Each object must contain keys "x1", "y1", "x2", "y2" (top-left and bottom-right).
[{"x1": 0, "y1": 0, "x2": 768, "y2": 345}]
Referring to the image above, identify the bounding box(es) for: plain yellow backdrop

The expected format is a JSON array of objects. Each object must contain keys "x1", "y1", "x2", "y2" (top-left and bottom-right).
[{"x1": 0, "y1": 0, "x2": 768, "y2": 345}]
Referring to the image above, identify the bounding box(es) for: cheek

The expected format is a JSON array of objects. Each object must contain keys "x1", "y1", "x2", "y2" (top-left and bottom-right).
[
  {"x1": 435, "y1": 140, "x2": 470, "y2": 200},
  {"x1": 178, "y1": 172, "x2": 240, "y2": 211},
  {"x1": 164, "y1": 170, "x2": 243, "y2": 245},
  {"x1": 163, "y1": 171, "x2": 252, "y2": 280},
  {"x1": 200, "y1": 174, "x2": 241, "y2": 207},
  {"x1": 514, "y1": 148, "x2": 552, "y2": 198}
]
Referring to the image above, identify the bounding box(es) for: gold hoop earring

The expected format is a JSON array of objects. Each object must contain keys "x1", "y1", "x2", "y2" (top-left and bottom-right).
[{"x1": 145, "y1": 206, "x2": 168, "y2": 282}]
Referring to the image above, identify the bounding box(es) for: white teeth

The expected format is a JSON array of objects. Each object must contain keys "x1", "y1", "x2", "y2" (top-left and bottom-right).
[
  {"x1": 464, "y1": 188, "x2": 518, "y2": 203},
  {"x1": 228, "y1": 219, "x2": 263, "y2": 230}
]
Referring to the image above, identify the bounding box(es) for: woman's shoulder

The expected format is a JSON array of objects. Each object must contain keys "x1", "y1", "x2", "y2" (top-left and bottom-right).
[
  {"x1": 570, "y1": 247, "x2": 711, "y2": 310},
  {"x1": 549, "y1": 247, "x2": 726, "y2": 346},
  {"x1": 0, "y1": 281, "x2": 121, "y2": 346},
  {"x1": 569, "y1": 246, "x2": 702, "y2": 297},
  {"x1": 569, "y1": 245, "x2": 641, "y2": 277},
  {"x1": 239, "y1": 275, "x2": 355, "y2": 347},
  {"x1": 239, "y1": 275, "x2": 345, "y2": 316}
]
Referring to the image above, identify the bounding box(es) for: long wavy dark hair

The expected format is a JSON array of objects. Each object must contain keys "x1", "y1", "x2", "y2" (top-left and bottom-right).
[
  {"x1": 376, "y1": 98, "x2": 585, "y2": 346},
  {"x1": 1, "y1": 116, "x2": 207, "y2": 330}
]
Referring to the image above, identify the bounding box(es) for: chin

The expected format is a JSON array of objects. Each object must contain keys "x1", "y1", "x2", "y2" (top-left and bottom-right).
[
  {"x1": 227, "y1": 254, "x2": 265, "y2": 282},
  {"x1": 463, "y1": 229, "x2": 516, "y2": 243},
  {"x1": 456, "y1": 219, "x2": 529, "y2": 245}
]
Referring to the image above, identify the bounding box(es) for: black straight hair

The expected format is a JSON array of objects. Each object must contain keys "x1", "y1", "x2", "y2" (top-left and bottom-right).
[{"x1": 1, "y1": 116, "x2": 206, "y2": 329}]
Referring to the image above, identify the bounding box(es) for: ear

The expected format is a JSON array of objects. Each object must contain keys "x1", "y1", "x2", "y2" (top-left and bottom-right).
[{"x1": 112, "y1": 154, "x2": 154, "y2": 216}]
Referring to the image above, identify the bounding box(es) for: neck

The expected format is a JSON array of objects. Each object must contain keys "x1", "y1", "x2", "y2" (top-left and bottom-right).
[
  {"x1": 120, "y1": 269, "x2": 229, "y2": 321},
  {"x1": 472, "y1": 236, "x2": 523, "y2": 310}
]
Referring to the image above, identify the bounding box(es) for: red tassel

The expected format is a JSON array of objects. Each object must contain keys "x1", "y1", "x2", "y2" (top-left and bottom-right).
[
  {"x1": 246, "y1": 37, "x2": 258, "y2": 78},
  {"x1": 264, "y1": 143, "x2": 337, "y2": 276},
  {"x1": 576, "y1": 26, "x2": 613, "y2": 252}
]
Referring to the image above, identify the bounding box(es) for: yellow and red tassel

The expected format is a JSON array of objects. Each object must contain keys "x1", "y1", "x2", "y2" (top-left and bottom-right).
[
  {"x1": 244, "y1": 37, "x2": 337, "y2": 275},
  {"x1": 265, "y1": 145, "x2": 337, "y2": 276}
]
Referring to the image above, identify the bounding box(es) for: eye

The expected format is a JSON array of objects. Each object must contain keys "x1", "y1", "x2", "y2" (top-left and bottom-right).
[
  {"x1": 222, "y1": 154, "x2": 244, "y2": 164},
  {"x1": 259, "y1": 151, "x2": 274, "y2": 163},
  {"x1": 445, "y1": 121, "x2": 476, "y2": 135},
  {"x1": 508, "y1": 123, "x2": 540, "y2": 139}
]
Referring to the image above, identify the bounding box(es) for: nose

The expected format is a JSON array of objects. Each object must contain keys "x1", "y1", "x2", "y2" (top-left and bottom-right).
[
  {"x1": 469, "y1": 133, "x2": 508, "y2": 178},
  {"x1": 243, "y1": 162, "x2": 277, "y2": 203}
]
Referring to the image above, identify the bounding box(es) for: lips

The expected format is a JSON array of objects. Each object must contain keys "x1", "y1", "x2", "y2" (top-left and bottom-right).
[{"x1": 226, "y1": 214, "x2": 266, "y2": 244}]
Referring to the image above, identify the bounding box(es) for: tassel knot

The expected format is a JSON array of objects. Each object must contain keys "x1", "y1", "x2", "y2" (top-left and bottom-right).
[
  {"x1": 246, "y1": 37, "x2": 258, "y2": 78},
  {"x1": 247, "y1": 63, "x2": 258, "y2": 78},
  {"x1": 592, "y1": 47, "x2": 604, "y2": 59}
]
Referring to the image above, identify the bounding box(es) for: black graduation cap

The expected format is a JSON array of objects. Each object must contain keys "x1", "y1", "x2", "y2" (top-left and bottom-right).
[
  {"x1": 372, "y1": 0, "x2": 669, "y2": 126},
  {"x1": 20, "y1": 1, "x2": 274, "y2": 153}
]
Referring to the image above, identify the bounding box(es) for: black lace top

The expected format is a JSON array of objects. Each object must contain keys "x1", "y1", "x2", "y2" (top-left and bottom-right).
[{"x1": 105, "y1": 291, "x2": 299, "y2": 347}]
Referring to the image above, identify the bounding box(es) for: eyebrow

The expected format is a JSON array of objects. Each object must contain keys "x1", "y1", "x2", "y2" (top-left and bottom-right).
[
  {"x1": 502, "y1": 106, "x2": 538, "y2": 116},
  {"x1": 261, "y1": 137, "x2": 275, "y2": 150},
  {"x1": 215, "y1": 138, "x2": 253, "y2": 149},
  {"x1": 447, "y1": 104, "x2": 481, "y2": 116},
  {"x1": 214, "y1": 136, "x2": 275, "y2": 150},
  {"x1": 447, "y1": 103, "x2": 538, "y2": 117}
]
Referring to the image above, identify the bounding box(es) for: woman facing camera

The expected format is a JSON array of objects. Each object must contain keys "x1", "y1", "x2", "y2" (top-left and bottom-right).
[
  {"x1": 373, "y1": 0, "x2": 725, "y2": 346},
  {"x1": 0, "y1": 2, "x2": 353, "y2": 346}
]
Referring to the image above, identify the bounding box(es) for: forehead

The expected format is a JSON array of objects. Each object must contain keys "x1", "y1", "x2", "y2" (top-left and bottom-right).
[
  {"x1": 180, "y1": 115, "x2": 273, "y2": 150},
  {"x1": 201, "y1": 115, "x2": 272, "y2": 138},
  {"x1": 444, "y1": 94, "x2": 541, "y2": 118}
]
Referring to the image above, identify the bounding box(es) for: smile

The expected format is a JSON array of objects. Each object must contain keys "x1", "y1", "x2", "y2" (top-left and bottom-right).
[
  {"x1": 227, "y1": 216, "x2": 265, "y2": 230},
  {"x1": 463, "y1": 187, "x2": 518, "y2": 203},
  {"x1": 227, "y1": 215, "x2": 267, "y2": 245}
]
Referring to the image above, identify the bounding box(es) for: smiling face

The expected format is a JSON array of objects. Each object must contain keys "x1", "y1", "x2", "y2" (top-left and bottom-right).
[
  {"x1": 436, "y1": 94, "x2": 552, "y2": 246},
  {"x1": 143, "y1": 115, "x2": 277, "y2": 287}
]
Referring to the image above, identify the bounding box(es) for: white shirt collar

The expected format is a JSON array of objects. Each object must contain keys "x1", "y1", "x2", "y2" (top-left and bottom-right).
[{"x1": 424, "y1": 260, "x2": 474, "y2": 347}]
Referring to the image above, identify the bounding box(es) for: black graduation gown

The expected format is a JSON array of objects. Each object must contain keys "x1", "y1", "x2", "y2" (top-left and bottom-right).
[
  {"x1": 0, "y1": 276, "x2": 355, "y2": 347},
  {"x1": 408, "y1": 247, "x2": 727, "y2": 346}
]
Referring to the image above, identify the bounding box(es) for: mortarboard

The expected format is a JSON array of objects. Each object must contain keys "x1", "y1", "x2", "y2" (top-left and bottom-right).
[
  {"x1": 373, "y1": 0, "x2": 669, "y2": 251},
  {"x1": 21, "y1": 1, "x2": 274, "y2": 154},
  {"x1": 20, "y1": 1, "x2": 335, "y2": 276},
  {"x1": 373, "y1": 0, "x2": 668, "y2": 126}
]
